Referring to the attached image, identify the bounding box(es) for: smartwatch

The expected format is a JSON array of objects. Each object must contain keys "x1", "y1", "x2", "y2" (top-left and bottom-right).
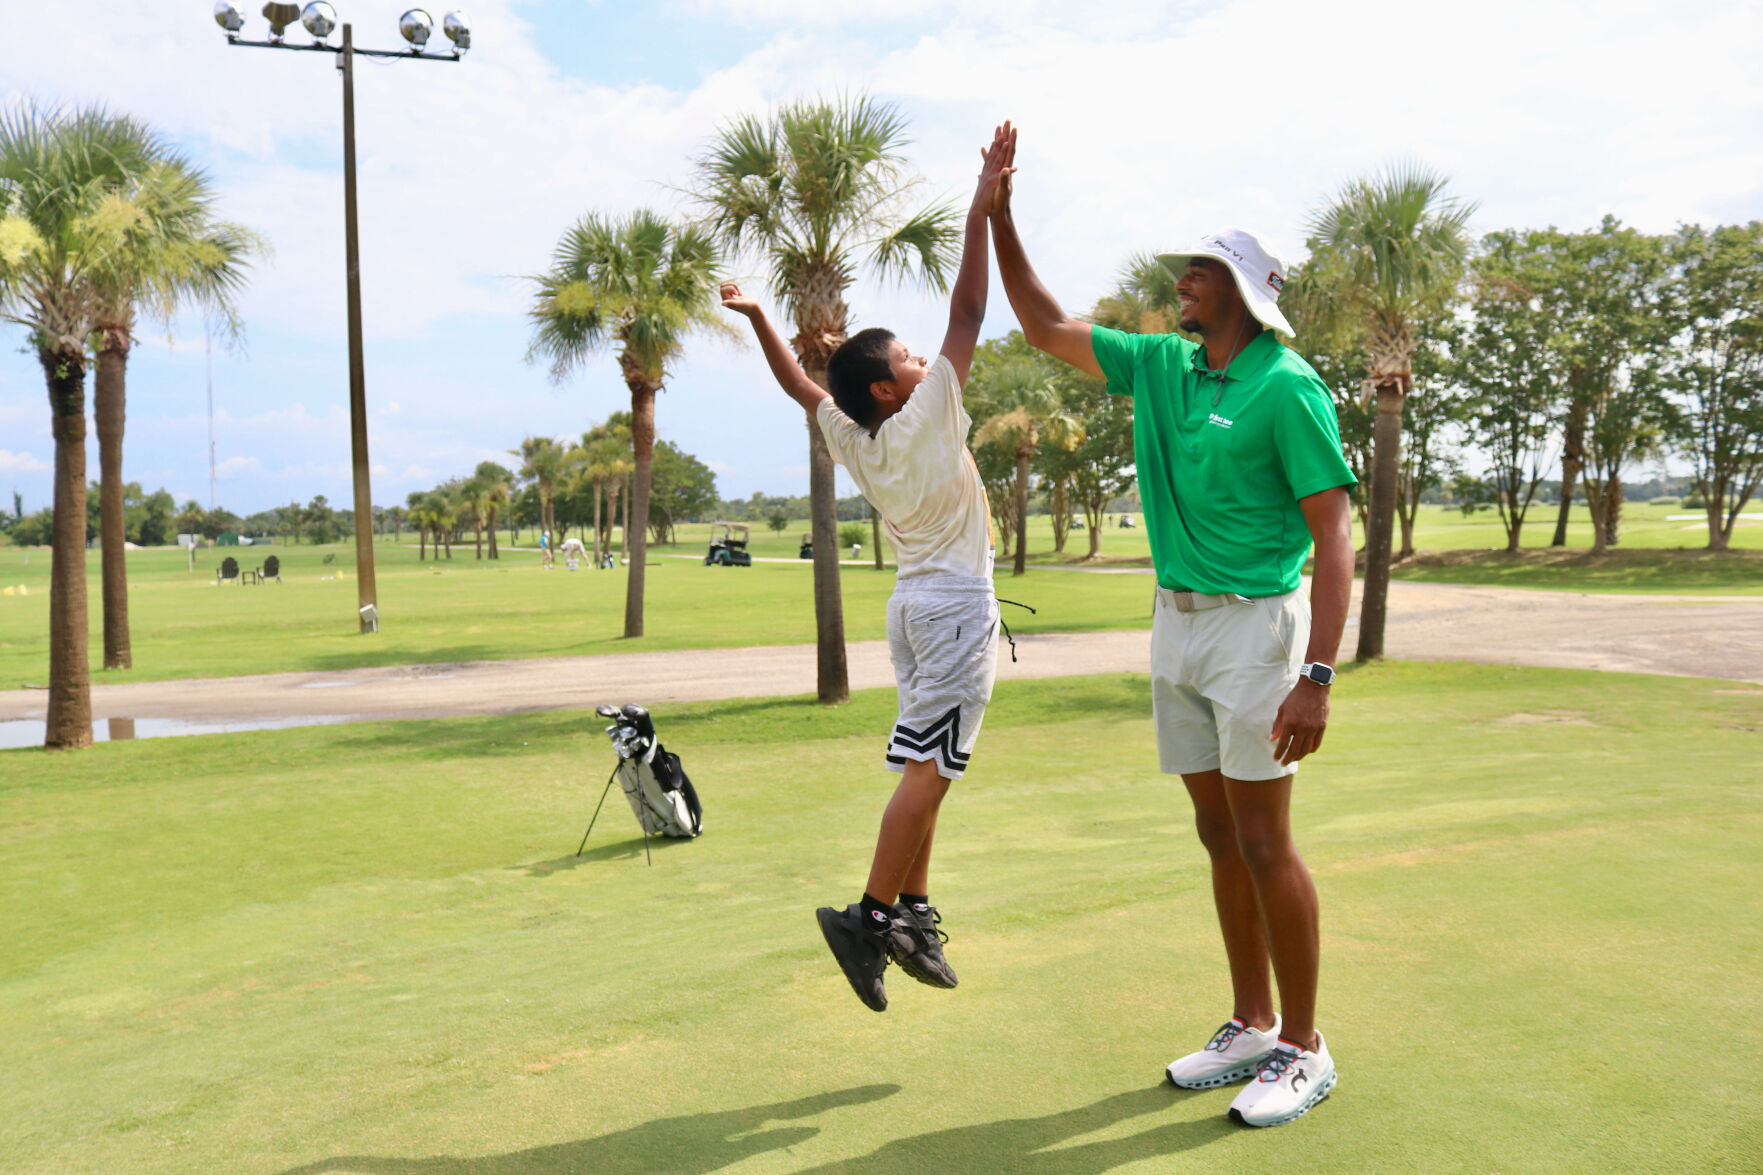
[{"x1": 1299, "y1": 662, "x2": 1336, "y2": 687}]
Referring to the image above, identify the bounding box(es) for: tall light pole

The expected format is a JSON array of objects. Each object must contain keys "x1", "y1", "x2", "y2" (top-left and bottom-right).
[{"x1": 214, "y1": 3, "x2": 471, "y2": 633}]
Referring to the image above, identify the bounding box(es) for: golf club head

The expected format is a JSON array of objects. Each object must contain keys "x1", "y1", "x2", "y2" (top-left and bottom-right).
[
  {"x1": 620, "y1": 704, "x2": 654, "y2": 739},
  {"x1": 595, "y1": 704, "x2": 620, "y2": 719}
]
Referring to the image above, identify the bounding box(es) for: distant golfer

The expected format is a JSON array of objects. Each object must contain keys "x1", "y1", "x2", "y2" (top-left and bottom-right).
[
  {"x1": 539, "y1": 529, "x2": 553, "y2": 570},
  {"x1": 718, "y1": 124, "x2": 1015, "y2": 1013},
  {"x1": 990, "y1": 127, "x2": 1356, "y2": 1127}
]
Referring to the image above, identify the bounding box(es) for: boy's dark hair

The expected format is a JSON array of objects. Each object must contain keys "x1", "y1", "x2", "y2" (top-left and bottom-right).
[{"x1": 827, "y1": 328, "x2": 896, "y2": 429}]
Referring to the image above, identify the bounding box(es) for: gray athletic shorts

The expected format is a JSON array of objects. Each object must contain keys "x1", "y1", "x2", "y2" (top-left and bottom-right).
[
  {"x1": 885, "y1": 576, "x2": 1000, "y2": 782},
  {"x1": 1151, "y1": 586, "x2": 1309, "y2": 781}
]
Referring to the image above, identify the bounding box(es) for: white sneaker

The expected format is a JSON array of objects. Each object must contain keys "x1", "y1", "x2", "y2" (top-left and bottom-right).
[
  {"x1": 1228, "y1": 1032, "x2": 1337, "y2": 1127},
  {"x1": 1165, "y1": 1015, "x2": 1282, "y2": 1089}
]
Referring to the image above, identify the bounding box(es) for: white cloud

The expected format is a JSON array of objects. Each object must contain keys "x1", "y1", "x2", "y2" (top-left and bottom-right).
[
  {"x1": 214, "y1": 456, "x2": 262, "y2": 479},
  {"x1": 0, "y1": 449, "x2": 51, "y2": 474},
  {"x1": 1, "y1": 0, "x2": 1757, "y2": 514}
]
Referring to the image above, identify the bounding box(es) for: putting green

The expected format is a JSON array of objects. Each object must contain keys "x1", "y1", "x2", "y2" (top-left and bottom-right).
[{"x1": 2, "y1": 663, "x2": 1758, "y2": 1172}]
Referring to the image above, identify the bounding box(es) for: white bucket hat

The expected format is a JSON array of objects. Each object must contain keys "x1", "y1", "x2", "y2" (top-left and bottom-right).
[{"x1": 1156, "y1": 229, "x2": 1294, "y2": 338}]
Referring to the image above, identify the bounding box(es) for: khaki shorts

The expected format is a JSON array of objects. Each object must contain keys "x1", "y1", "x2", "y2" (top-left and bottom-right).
[
  {"x1": 885, "y1": 576, "x2": 1000, "y2": 782},
  {"x1": 1150, "y1": 586, "x2": 1309, "y2": 781}
]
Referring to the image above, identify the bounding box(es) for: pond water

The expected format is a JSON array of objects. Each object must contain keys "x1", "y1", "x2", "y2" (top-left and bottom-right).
[{"x1": 0, "y1": 714, "x2": 367, "y2": 750}]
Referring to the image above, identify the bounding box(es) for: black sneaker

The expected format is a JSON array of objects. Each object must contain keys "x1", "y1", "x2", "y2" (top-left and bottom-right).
[
  {"x1": 886, "y1": 902, "x2": 958, "y2": 989},
  {"x1": 816, "y1": 904, "x2": 889, "y2": 1012}
]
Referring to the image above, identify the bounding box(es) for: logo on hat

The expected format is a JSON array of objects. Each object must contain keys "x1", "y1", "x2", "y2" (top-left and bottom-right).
[{"x1": 1267, "y1": 271, "x2": 1284, "y2": 293}]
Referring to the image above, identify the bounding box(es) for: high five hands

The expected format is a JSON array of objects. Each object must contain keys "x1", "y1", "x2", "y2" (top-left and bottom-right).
[{"x1": 974, "y1": 120, "x2": 1017, "y2": 217}]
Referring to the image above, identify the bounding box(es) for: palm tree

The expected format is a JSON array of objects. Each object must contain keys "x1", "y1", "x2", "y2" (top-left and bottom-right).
[
  {"x1": 472, "y1": 462, "x2": 512, "y2": 559},
  {"x1": 526, "y1": 209, "x2": 725, "y2": 637},
  {"x1": 462, "y1": 472, "x2": 493, "y2": 560},
  {"x1": 973, "y1": 361, "x2": 1084, "y2": 577},
  {"x1": 405, "y1": 491, "x2": 430, "y2": 560},
  {"x1": 1090, "y1": 252, "x2": 1188, "y2": 337},
  {"x1": 1305, "y1": 163, "x2": 1474, "y2": 661},
  {"x1": 89, "y1": 151, "x2": 259, "y2": 671},
  {"x1": 0, "y1": 104, "x2": 162, "y2": 748},
  {"x1": 695, "y1": 95, "x2": 960, "y2": 704},
  {"x1": 579, "y1": 416, "x2": 633, "y2": 568},
  {"x1": 513, "y1": 436, "x2": 566, "y2": 546}
]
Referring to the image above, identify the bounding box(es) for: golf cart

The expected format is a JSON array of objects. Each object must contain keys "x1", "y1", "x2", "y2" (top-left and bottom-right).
[
  {"x1": 704, "y1": 522, "x2": 753, "y2": 567},
  {"x1": 798, "y1": 531, "x2": 813, "y2": 560}
]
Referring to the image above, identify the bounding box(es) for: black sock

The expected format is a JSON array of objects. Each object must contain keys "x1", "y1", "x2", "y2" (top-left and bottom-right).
[
  {"x1": 898, "y1": 892, "x2": 929, "y2": 911},
  {"x1": 858, "y1": 893, "x2": 894, "y2": 931}
]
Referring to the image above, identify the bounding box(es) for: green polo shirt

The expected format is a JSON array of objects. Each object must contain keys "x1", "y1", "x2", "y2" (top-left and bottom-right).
[{"x1": 1091, "y1": 325, "x2": 1355, "y2": 597}]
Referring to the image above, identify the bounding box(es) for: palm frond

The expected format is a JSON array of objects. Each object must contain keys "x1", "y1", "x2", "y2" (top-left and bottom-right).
[
  {"x1": 524, "y1": 207, "x2": 726, "y2": 385},
  {"x1": 868, "y1": 199, "x2": 961, "y2": 292}
]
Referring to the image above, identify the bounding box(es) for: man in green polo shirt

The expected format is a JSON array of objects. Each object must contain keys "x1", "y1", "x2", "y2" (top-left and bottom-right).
[{"x1": 987, "y1": 127, "x2": 1356, "y2": 1130}]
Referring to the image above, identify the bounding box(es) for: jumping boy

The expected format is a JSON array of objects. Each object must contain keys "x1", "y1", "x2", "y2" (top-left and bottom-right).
[{"x1": 719, "y1": 124, "x2": 1015, "y2": 1012}]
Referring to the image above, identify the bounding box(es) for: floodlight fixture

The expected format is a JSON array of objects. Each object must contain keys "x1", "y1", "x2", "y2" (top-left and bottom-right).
[
  {"x1": 262, "y1": 2, "x2": 302, "y2": 39},
  {"x1": 442, "y1": 10, "x2": 470, "y2": 54},
  {"x1": 213, "y1": 1, "x2": 245, "y2": 34},
  {"x1": 399, "y1": 9, "x2": 434, "y2": 52},
  {"x1": 300, "y1": 2, "x2": 337, "y2": 40}
]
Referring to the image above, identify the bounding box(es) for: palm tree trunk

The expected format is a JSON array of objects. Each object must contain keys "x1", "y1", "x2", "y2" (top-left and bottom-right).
[
  {"x1": 474, "y1": 516, "x2": 484, "y2": 559},
  {"x1": 1013, "y1": 449, "x2": 1030, "y2": 577},
  {"x1": 871, "y1": 510, "x2": 883, "y2": 570},
  {"x1": 1051, "y1": 478, "x2": 1069, "y2": 554},
  {"x1": 488, "y1": 511, "x2": 499, "y2": 559},
  {"x1": 592, "y1": 479, "x2": 602, "y2": 567},
  {"x1": 43, "y1": 347, "x2": 93, "y2": 749},
  {"x1": 1355, "y1": 379, "x2": 1405, "y2": 662},
  {"x1": 1552, "y1": 399, "x2": 1586, "y2": 546},
  {"x1": 95, "y1": 332, "x2": 132, "y2": 670},
  {"x1": 803, "y1": 371, "x2": 850, "y2": 705},
  {"x1": 624, "y1": 382, "x2": 657, "y2": 638},
  {"x1": 1584, "y1": 473, "x2": 1610, "y2": 555},
  {"x1": 1602, "y1": 478, "x2": 1623, "y2": 548}
]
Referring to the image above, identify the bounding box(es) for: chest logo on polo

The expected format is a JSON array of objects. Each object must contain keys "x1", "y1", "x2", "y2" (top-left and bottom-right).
[{"x1": 1207, "y1": 412, "x2": 1234, "y2": 430}]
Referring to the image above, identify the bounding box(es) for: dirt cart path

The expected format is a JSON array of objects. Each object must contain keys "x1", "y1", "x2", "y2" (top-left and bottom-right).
[{"x1": 1, "y1": 580, "x2": 1757, "y2": 727}]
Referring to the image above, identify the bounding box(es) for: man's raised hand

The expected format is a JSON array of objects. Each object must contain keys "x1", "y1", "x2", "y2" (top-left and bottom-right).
[
  {"x1": 974, "y1": 120, "x2": 1017, "y2": 218},
  {"x1": 720, "y1": 282, "x2": 762, "y2": 319}
]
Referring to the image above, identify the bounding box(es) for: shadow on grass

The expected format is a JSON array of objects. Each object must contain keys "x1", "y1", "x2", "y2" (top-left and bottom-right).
[
  {"x1": 277, "y1": 1083, "x2": 1228, "y2": 1175},
  {"x1": 277, "y1": 1085, "x2": 894, "y2": 1175},
  {"x1": 520, "y1": 833, "x2": 693, "y2": 875}
]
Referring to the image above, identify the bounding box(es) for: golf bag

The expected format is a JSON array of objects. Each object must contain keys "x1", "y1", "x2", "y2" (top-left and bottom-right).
[{"x1": 578, "y1": 704, "x2": 703, "y2": 864}]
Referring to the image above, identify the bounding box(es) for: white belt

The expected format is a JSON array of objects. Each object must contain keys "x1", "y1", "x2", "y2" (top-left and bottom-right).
[{"x1": 1157, "y1": 586, "x2": 1255, "y2": 613}]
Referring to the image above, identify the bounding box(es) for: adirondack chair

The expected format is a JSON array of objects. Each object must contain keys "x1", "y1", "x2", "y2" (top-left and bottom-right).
[
  {"x1": 217, "y1": 556, "x2": 240, "y2": 584},
  {"x1": 258, "y1": 554, "x2": 282, "y2": 583}
]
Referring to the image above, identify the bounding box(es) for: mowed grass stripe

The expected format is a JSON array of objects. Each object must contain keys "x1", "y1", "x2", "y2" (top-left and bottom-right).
[{"x1": 1, "y1": 663, "x2": 1759, "y2": 1173}]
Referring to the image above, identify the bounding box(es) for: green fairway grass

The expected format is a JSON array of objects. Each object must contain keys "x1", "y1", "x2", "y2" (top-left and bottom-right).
[
  {"x1": 0, "y1": 541, "x2": 1155, "y2": 689},
  {"x1": 686, "y1": 501, "x2": 1763, "y2": 569},
  {"x1": 2, "y1": 663, "x2": 1758, "y2": 1173},
  {"x1": 3, "y1": 500, "x2": 1757, "y2": 691}
]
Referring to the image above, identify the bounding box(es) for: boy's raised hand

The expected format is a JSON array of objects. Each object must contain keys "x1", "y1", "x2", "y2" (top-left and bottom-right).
[
  {"x1": 974, "y1": 120, "x2": 1017, "y2": 217},
  {"x1": 720, "y1": 282, "x2": 762, "y2": 318}
]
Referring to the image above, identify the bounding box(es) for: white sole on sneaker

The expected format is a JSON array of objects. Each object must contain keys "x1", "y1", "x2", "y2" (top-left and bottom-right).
[
  {"x1": 1166, "y1": 1061, "x2": 1260, "y2": 1090},
  {"x1": 1232, "y1": 1072, "x2": 1338, "y2": 1128}
]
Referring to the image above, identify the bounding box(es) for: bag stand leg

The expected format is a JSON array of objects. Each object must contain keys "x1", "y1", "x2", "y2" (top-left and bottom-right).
[{"x1": 577, "y1": 762, "x2": 623, "y2": 856}]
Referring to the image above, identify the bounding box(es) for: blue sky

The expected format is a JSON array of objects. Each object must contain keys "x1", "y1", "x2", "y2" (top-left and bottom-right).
[{"x1": 3, "y1": 0, "x2": 1760, "y2": 517}]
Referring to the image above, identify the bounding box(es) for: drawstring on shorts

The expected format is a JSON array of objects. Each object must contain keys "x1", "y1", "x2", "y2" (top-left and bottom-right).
[{"x1": 994, "y1": 597, "x2": 1037, "y2": 663}]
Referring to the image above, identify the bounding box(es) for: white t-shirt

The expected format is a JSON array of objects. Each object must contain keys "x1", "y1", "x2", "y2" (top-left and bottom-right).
[{"x1": 816, "y1": 355, "x2": 994, "y2": 581}]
